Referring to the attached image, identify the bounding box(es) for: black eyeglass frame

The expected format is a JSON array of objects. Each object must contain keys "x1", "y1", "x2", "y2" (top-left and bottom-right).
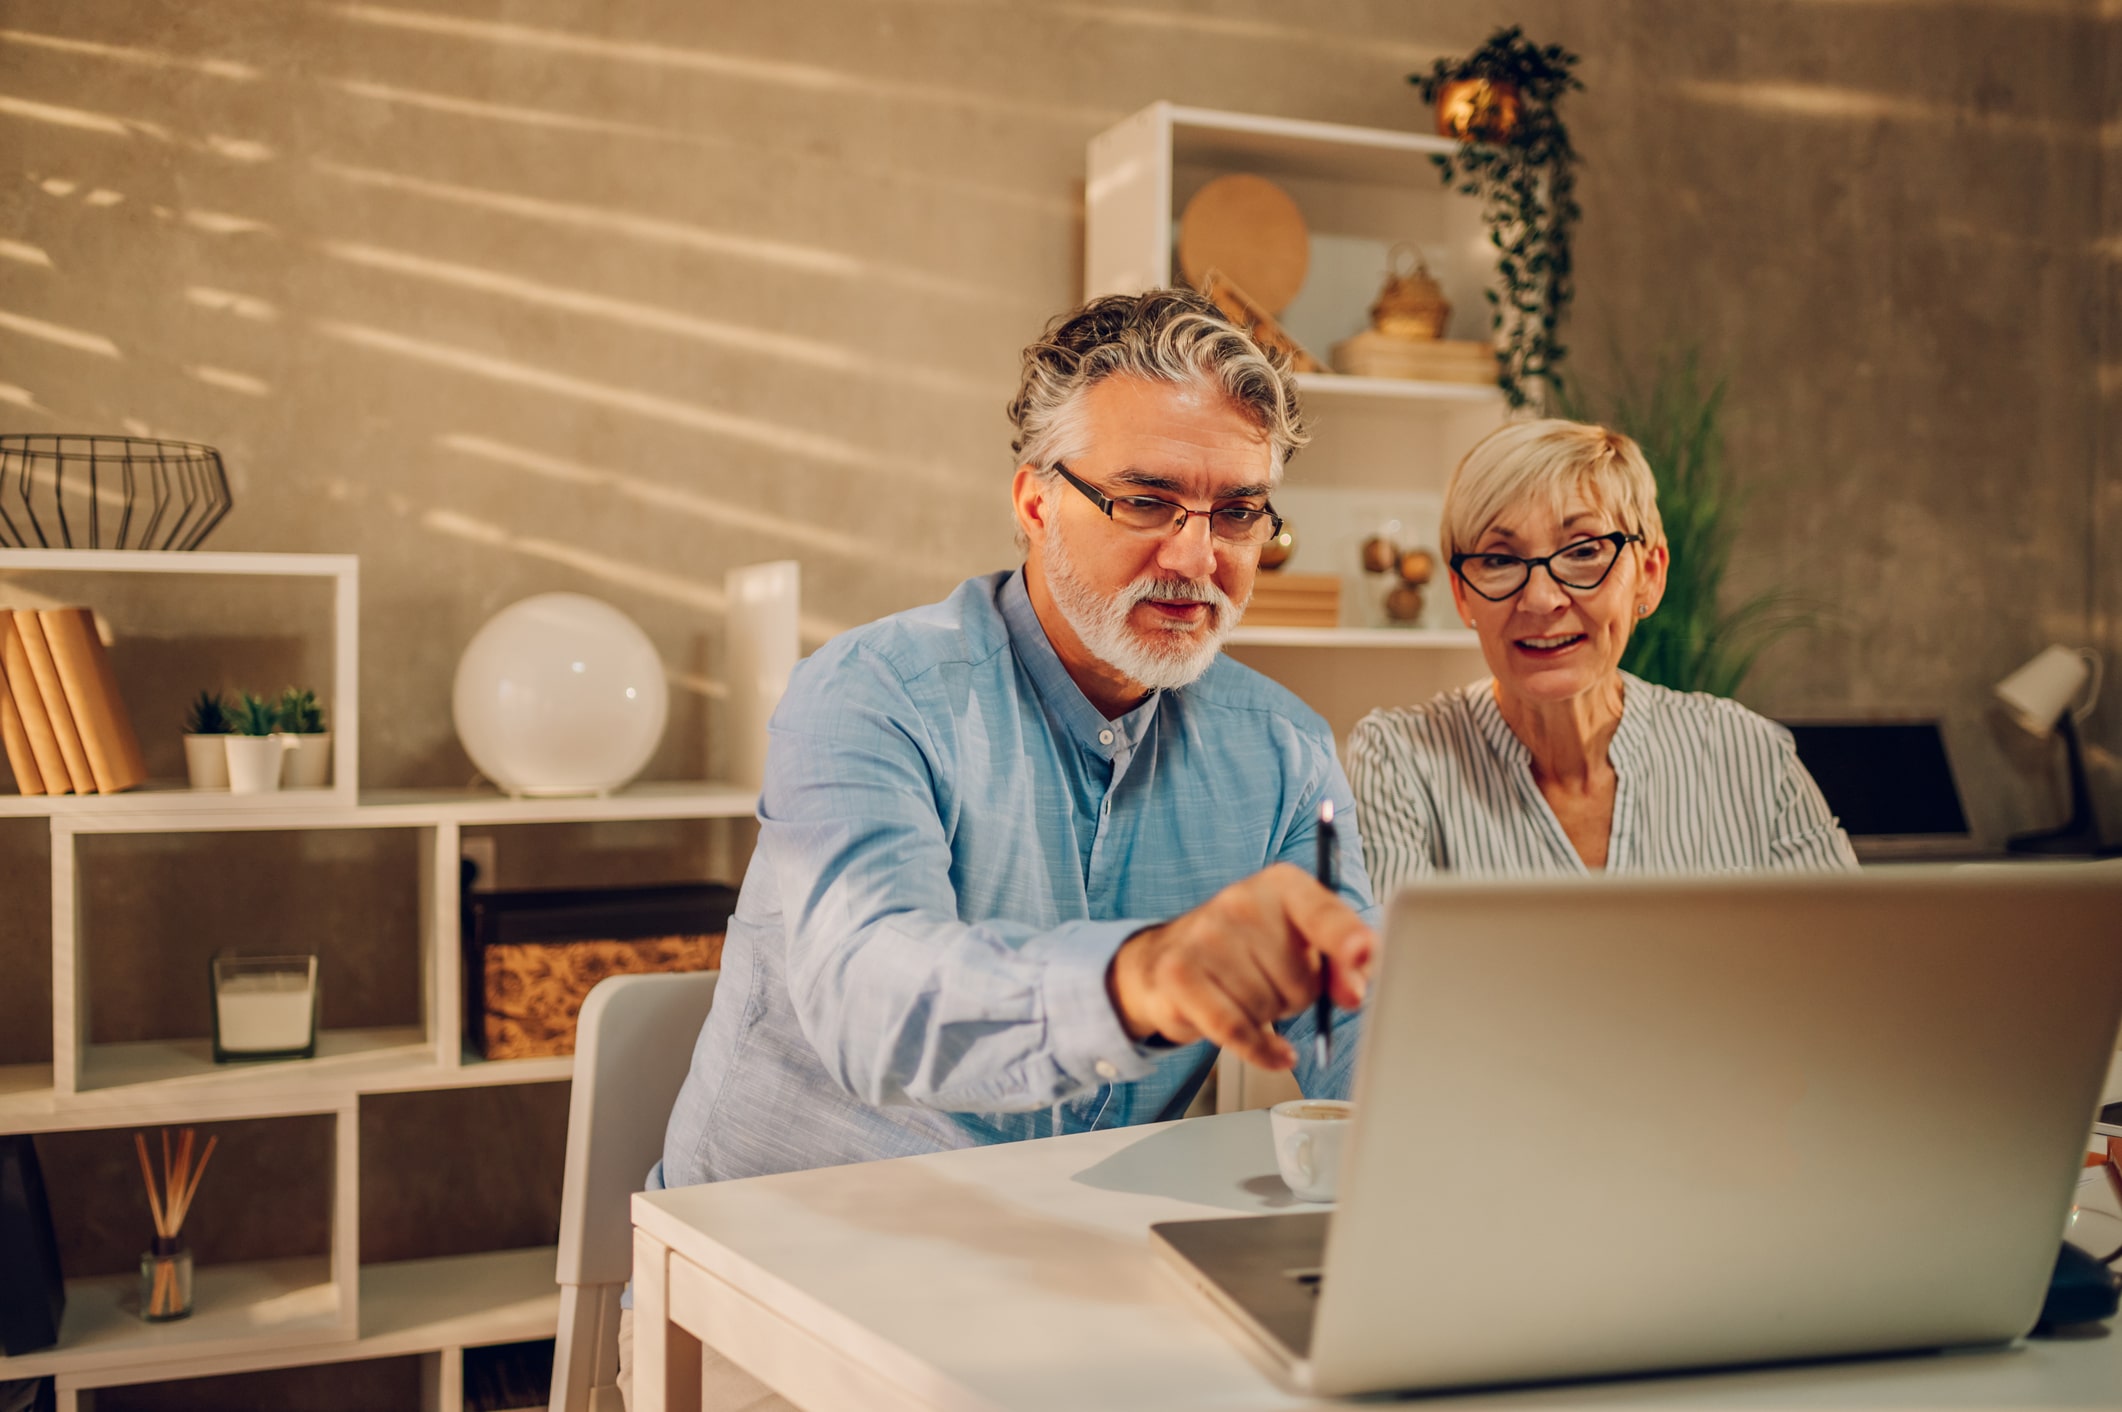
[
  {"x1": 1450, "y1": 531, "x2": 1646, "y2": 601},
  {"x1": 1049, "y1": 462, "x2": 1284, "y2": 545}
]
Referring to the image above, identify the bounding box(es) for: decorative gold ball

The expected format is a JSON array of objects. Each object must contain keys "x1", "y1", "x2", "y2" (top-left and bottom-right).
[
  {"x1": 1360, "y1": 535, "x2": 1398, "y2": 575},
  {"x1": 1385, "y1": 585, "x2": 1426, "y2": 622},
  {"x1": 1258, "y1": 527, "x2": 1295, "y2": 571},
  {"x1": 1397, "y1": 549, "x2": 1435, "y2": 585}
]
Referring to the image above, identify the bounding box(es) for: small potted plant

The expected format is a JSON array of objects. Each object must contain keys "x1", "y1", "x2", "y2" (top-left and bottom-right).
[
  {"x1": 1411, "y1": 26, "x2": 1584, "y2": 410},
  {"x1": 223, "y1": 691, "x2": 285, "y2": 794},
  {"x1": 275, "y1": 687, "x2": 330, "y2": 789},
  {"x1": 182, "y1": 690, "x2": 233, "y2": 790}
]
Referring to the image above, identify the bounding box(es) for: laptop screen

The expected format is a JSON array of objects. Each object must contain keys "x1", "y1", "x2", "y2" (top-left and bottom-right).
[
  {"x1": 1773, "y1": 721, "x2": 1969, "y2": 832},
  {"x1": 1781, "y1": 721, "x2": 1970, "y2": 838}
]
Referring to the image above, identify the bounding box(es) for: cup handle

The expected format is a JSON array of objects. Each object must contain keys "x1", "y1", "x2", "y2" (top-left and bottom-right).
[{"x1": 1285, "y1": 1131, "x2": 1315, "y2": 1186}]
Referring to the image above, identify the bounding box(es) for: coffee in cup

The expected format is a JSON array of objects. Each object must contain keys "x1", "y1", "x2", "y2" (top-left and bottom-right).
[{"x1": 1270, "y1": 1098, "x2": 1353, "y2": 1202}]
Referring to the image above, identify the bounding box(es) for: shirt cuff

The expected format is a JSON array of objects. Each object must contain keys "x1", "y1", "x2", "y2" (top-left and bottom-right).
[{"x1": 1039, "y1": 918, "x2": 1159, "y2": 1090}]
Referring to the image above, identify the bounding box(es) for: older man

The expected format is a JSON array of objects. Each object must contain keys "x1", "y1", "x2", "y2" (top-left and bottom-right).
[{"x1": 620, "y1": 287, "x2": 1378, "y2": 1404}]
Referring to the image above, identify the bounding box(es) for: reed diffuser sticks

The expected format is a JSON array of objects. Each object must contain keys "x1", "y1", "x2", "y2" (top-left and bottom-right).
[{"x1": 135, "y1": 1127, "x2": 216, "y2": 1320}]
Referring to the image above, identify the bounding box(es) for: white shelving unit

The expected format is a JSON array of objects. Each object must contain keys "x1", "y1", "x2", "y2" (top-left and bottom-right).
[
  {"x1": 1085, "y1": 102, "x2": 1500, "y2": 742},
  {"x1": 0, "y1": 551, "x2": 790, "y2": 1409},
  {"x1": 1088, "y1": 105, "x2": 1503, "y2": 1117}
]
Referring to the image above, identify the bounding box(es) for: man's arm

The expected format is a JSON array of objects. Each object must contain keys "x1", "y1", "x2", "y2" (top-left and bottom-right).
[
  {"x1": 1105, "y1": 761, "x2": 1378, "y2": 1081},
  {"x1": 768, "y1": 647, "x2": 1155, "y2": 1113}
]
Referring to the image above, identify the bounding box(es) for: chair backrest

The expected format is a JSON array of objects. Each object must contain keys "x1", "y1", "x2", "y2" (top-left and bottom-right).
[
  {"x1": 551, "y1": 971, "x2": 717, "y2": 1412},
  {"x1": 556, "y1": 970, "x2": 719, "y2": 1285}
]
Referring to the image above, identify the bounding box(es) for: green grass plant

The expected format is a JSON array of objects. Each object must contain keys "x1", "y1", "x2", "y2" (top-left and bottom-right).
[{"x1": 1560, "y1": 351, "x2": 1810, "y2": 698}]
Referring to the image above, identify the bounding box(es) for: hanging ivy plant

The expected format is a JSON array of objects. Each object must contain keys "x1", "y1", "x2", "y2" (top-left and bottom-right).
[{"x1": 1412, "y1": 27, "x2": 1583, "y2": 410}]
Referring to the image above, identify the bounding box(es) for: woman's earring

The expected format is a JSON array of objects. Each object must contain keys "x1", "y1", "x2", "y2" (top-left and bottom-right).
[{"x1": 1636, "y1": 604, "x2": 1649, "y2": 617}]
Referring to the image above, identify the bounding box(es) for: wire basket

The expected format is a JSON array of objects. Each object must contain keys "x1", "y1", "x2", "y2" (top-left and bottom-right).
[{"x1": 0, "y1": 434, "x2": 233, "y2": 550}]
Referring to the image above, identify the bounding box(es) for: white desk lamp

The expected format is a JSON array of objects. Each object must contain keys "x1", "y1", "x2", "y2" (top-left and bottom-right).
[{"x1": 1995, "y1": 644, "x2": 2112, "y2": 855}]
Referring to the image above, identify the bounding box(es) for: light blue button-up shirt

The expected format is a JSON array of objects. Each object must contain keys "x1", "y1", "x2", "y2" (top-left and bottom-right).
[{"x1": 657, "y1": 569, "x2": 1375, "y2": 1188}]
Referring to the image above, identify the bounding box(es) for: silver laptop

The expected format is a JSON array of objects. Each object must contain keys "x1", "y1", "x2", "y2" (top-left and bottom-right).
[
  {"x1": 1782, "y1": 719, "x2": 1986, "y2": 861},
  {"x1": 1152, "y1": 867, "x2": 2122, "y2": 1397}
]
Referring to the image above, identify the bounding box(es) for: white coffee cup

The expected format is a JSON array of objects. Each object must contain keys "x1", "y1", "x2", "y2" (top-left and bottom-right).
[{"x1": 1270, "y1": 1098, "x2": 1353, "y2": 1203}]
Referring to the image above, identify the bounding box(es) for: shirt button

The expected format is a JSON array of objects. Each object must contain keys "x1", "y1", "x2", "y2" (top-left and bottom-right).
[
  {"x1": 1094, "y1": 1059, "x2": 1119, "y2": 1080},
  {"x1": 1098, "y1": 729, "x2": 1115, "y2": 745}
]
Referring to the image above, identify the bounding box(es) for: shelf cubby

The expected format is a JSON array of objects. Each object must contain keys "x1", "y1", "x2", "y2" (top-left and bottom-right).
[
  {"x1": 54, "y1": 1248, "x2": 563, "y2": 1411},
  {"x1": 0, "y1": 1108, "x2": 357, "y2": 1387},
  {"x1": 72, "y1": 1351, "x2": 429, "y2": 1412},
  {"x1": 0, "y1": 550, "x2": 359, "y2": 810},
  {"x1": 58, "y1": 825, "x2": 435, "y2": 1103}
]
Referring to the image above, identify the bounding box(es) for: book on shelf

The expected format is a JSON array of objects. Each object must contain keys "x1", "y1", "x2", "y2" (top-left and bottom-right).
[
  {"x1": 38, "y1": 606, "x2": 146, "y2": 794},
  {"x1": 0, "y1": 657, "x2": 43, "y2": 794},
  {"x1": 1245, "y1": 572, "x2": 1342, "y2": 629},
  {"x1": 10, "y1": 610, "x2": 96, "y2": 794},
  {"x1": 0, "y1": 613, "x2": 66, "y2": 794}
]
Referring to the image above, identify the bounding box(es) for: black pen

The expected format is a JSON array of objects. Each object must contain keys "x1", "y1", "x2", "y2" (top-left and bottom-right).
[{"x1": 1314, "y1": 799, "x2": 1336, "y2": 1070}]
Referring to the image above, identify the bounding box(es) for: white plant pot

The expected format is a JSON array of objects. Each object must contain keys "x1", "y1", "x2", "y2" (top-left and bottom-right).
[
  {"x1": 278, "y1": 732, "x2": 331, "y2": 789},
  {"x1": 183, "y1": 734, "x2": 231, "y2": 790},
  {"x1": 225, "y1": 735, "x2": 288, "y2": 794}
]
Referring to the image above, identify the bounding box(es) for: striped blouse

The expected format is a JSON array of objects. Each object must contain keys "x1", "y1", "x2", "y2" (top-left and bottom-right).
[{"x1": 1345, "y1": 674, "x2": 1858, "y2": 893}]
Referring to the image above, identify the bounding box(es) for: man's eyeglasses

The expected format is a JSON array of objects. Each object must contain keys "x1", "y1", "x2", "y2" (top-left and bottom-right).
[
  {"x1": 1051, "y1": 463, "x2": 1283, "y2": 546},
  {"x1": 1450, "y1": 532, "x2": 1644, "y2": 601}
]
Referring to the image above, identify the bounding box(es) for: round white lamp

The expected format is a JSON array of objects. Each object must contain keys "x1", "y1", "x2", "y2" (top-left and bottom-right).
[
  {"x1": 452, "y1": 593, "x2": 669, "y2": 797},
  {"x1": 1994, "y1": 644, "x2": 2111, "y2": 855}
]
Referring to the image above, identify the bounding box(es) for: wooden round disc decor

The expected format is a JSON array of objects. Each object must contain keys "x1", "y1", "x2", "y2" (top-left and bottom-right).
[{"x1": 1177, "y1": 174, "x2": 1309, "y2": 315}]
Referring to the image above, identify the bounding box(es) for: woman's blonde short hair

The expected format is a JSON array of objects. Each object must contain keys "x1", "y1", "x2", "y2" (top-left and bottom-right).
[{"x1": 1439, "y1": 418, "x2": 1666, "y2": 559}]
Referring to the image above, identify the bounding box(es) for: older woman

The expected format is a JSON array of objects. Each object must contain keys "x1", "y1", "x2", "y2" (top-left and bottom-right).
[{"x1": 1347, "y1": 418, "x2": 1855, "y2": 890}]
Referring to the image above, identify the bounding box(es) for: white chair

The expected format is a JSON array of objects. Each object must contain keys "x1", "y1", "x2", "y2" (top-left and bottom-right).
[{"x1": 550, "y1": 971, "x2": 718, "y2": 1412}]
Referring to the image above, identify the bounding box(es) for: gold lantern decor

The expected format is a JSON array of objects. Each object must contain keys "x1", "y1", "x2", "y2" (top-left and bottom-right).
[{"x1": 1434, "y1": 77, "x2": 1522, "y2": 142}]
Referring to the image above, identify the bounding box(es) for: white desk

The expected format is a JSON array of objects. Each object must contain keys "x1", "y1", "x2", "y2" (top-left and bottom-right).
[{"x1": 631, "y1": 1112, "x2": 2119, "y2": 1412}]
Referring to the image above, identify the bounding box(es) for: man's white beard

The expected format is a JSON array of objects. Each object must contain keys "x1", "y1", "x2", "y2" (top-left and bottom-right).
[{"x1": 1042, "y1": 521, "x2": 1244, "y2": 692}]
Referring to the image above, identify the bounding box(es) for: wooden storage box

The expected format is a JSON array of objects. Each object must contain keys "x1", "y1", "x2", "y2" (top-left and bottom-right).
[
  {"x1": 463, "y1": 882, "x2": 738, "y2": 1060},
  {"x1": 1245, "y1": 572, "x2": 1342, "y2": 629}
]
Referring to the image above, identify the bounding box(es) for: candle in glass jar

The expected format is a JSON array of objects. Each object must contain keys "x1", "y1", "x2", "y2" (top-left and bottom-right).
[
  {"x1": 210, "y1": 953, "x2": 318, "y2": 1064},
  {"x1": 214, "y1": 969, "x2": 313, "y2": 1053}
]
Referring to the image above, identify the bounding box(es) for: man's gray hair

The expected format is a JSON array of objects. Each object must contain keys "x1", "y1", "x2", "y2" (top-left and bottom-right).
[{"x1": 1006, "y1": 289, "x2": 1310, "y2": 478}]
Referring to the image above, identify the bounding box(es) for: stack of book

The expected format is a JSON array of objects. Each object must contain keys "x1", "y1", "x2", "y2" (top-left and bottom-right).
[
  {"x1": 0, "y1": 606, "x2": 147, "y2": 795},
  {"x1": 1245, "y1": 572, "x2": 1342, "y2": 629},
  {"x1": 1329, "y1": 330, "x2": 1499, "y2": 386}
]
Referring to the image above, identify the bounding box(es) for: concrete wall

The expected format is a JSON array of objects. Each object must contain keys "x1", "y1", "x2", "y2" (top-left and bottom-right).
[
  {"x1": 4, "y1": 0, "x2": 2111, "y2": 832},
  {"x1": 1555, "y1": 0, "x2": 2112, "y2": 845},
  {"x1": 3, "y1": 0, "x2": 2113, "y2": 830},
  {"x1": 2, "y1": 0, "x2": 2115, "y2": 1283}
]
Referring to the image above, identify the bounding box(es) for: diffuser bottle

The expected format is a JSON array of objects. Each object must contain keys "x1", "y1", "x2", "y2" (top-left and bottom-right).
[{"x1": 140, "y1": 1236, "x2": 192, "y2": 1322}]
